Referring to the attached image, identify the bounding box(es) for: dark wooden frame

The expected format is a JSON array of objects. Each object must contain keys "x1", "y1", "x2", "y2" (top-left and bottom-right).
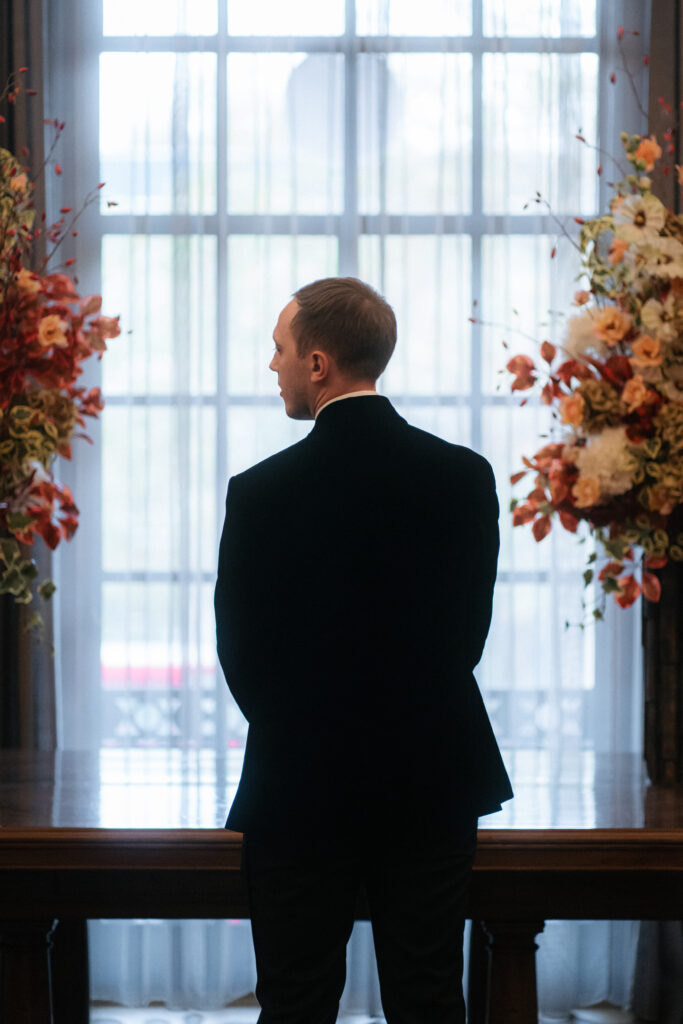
[{"x1": 2, "y1": 826, "x2": 683, "y2": 1024}]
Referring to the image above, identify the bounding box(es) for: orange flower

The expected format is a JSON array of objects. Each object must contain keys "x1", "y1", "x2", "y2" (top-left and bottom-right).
[
  {"x1": 634, "y1": 135, "x2": 662, "y2": 171},
  {"x1": 648, "y1": 484, "x2": 677, "y2": 515},
  {"x1": 592, "y1": 306, "x2": 630, "y2": 345},
  {"x1": 15, "y1": 267, "x2": 40, "y2": 294},
  {"x1": 574, "y1": 290, "x2": 590, "y2": 305},
  {"x1": 559, "y1": 393, "x2": 585, "y2": 426},
  {"x1": 621, "y1": 374, "x2": 650, "y2": 411},
  {"x1": 572, "y1": 475, "x2": 601, "y2": 508},
  {"x1": 608, "y1": 238, "x2": 629, "y2": 265},
  {"x1": 630, "y1": 334, "x2": 662, "y2": 367},
  {"x1": 37, "y1": 314, "x2": 68, "y2": 349}
]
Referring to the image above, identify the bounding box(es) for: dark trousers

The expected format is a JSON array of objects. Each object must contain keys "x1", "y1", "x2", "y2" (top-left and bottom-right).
[{"x1": 243, "y1": 822, "x2": 477, "y2": 1024}]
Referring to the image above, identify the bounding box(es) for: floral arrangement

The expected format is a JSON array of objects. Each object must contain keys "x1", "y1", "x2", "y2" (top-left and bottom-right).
[
  {"x1": 0, "y1": 69, "x2": 119, "y2": 625},
  {"x1": 505, "y1": 120, "x2": 683, "y2": 614}
]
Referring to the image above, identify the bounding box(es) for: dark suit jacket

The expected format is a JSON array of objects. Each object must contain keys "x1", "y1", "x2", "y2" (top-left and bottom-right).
[{"x1": 215, "y1": 396, "x2": 512, "y2": 839}]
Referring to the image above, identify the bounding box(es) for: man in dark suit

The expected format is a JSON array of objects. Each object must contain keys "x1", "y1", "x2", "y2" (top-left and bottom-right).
[{"x1": 215, "y1": 277, "x2": 512, "y2": 1024}]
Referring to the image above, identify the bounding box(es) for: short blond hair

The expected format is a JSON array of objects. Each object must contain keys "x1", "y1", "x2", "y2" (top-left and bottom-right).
[{"x1": 292, "y1": 277, "x2": 397, "y2": 380}]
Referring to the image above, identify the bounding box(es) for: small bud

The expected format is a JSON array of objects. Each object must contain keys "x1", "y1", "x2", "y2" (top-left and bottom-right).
[
  {"x1": 610, "y1": 73, "x2": 616, "y2": 84},
  {"x1": 55, "y1": 164, "x2": 62, "y2": 175}
]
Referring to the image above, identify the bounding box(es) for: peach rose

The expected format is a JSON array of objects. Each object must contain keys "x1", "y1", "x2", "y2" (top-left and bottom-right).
[
  {"x1": 572, "y1": 475, "x2": 601, "y2": 508},
  {"x1": 635, "y1": 135, "x2": 662, "y2": 171},
  {"x1": 621, "y1": 374, "x2": 650, "y2": 411},
  {"x1": 574, "y1": 290, "x2": 591, "y2": 305},
  {"x1": 608, "y1": 238, "x2": 629, "y2": 265},
  {"x1": 592, "y1": 306, "x2": 631, "y2": 345},
  {"x1": 37, "y1": 314, "x2": 68, "y2": 349},
  {"x1": 559, "y1": 393, "x2": 585, "y2": 426},
  {"x1": 15, "y1": 268, "x2": 40, "y2": 294},
  {"x1": 10, "y1": 172, "x2": 28, "y2": 193},
  {"x1": 630, "y1": 334, "x2": 662, "y2": 368},
  {"x1": 649, "y1": 484, "x2": 677, "y2": 515}
]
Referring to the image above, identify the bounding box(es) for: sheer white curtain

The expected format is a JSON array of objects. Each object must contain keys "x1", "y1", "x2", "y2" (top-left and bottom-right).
[{"x1": 46, "y1": 0, "x2": 650, "y2": 1018}]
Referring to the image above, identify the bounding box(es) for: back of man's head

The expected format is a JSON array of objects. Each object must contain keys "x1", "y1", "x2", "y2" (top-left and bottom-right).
[{"x1": 292, "y1": 277, "x2": 397, "y2": 382}]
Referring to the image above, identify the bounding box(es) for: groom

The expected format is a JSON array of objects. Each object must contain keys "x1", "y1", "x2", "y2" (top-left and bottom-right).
[{"x1": 214, "y1": 277, "x2": 512, "y2": 1024}]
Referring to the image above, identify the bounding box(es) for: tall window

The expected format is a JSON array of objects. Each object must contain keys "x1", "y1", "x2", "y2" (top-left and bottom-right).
[
  {"x1": 48, "y1": 0, "x2": 649, "y2": 1015},
  {"x1": 51, "y1": 0, "x2": 646, "y2": 764}
]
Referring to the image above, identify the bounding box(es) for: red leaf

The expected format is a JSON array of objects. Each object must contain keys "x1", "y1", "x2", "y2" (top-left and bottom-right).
[
  {"x1": 615, "y1": 574, "x2": 641, "y2": 609},
  {"x1": 644, "y1": 554, "x2": 668, "y2": 570},
  {"x1": 510, "y1": 471, "x2": 528, "y2": 485},
  {"x1": 642, "y1": 571, "x2": 662, "y2": 602},
  {"x1": 506, "y1": 354, "x2": 535, "y2": 375},
  {"x1": 540, "y1": 341, "x2": 556, "y2": 364},
  {"x1": 558, "y1": 509, "x2": 579, "y2": 533},
  {"x1": 598, "y1": 561, "x2": 623, "y2": 581},
  {"x1": 512, "y1": 504, "x2": 537, "y2": 527},
  {"x1": 532, "y1": 515, "x2": 552, "y2": 542},
  {"x1": 541, "y1": 383, "x2": 554, "y2": 405}
]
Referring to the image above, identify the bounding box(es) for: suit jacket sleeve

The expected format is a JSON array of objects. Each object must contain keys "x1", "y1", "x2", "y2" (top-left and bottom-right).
[
  {"x1": 462, "y1": 455, "x2": 499, "y2": 672},
  {"x1": 214, "y1": 475, "x2": 257, "y2": 721}
]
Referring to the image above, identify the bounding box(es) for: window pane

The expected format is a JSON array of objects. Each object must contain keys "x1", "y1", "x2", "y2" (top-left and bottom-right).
[
  {"x1": 103, "y1": 0, "x2": 217, "y2": 35},
  {"x1": 480, "y1": 234, "x2": 579, "y2": 395},
  {"x1": 100, "y1": 53, "x2": 216, "y2": 215},
  {"x1": 103, "y1": 236, "x2": 216, "y2": 397},
  {"x1": 482, "y1": 54, "x2": 599, "y2": 216},
  {"x1": 100, "y1": 582, "x2": 223, "y2": 750},
  {"x1": 479, "y1": 581, "x2": 593, "y2": 750},
  {"x1": 357, "y1": 0, "x2": 471, "y2": 35},
  {"x1": 228, "y1": 54, "x2": 343, "y2": 214},
  {"x1": 359, "y1": 54, "x2": 472, "y2": 214},
  {"x1": 102, "y1": 406, "x2": 217, "y2": 574},
  {"x1": 484, "y1": 0, "x2": 596, "y2": 36},
  {"x1": 359, "y1": 235, "x2": 471, "y2": 396},
  {"x1": 226, "y1": 407, "x2": 309, "y2": 479},
  {"x1": 228, "y1": 0, "x2": 344, "y2": 35},
  {"x1": 392, "y1": 402, "x2": 471, "y2": 447},
  {"x1": 226, "y1": 235, "x2": 338, "y2": 395}
]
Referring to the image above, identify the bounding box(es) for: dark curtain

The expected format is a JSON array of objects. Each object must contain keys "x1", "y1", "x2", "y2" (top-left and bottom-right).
[
  {"x1": 0, "y1": 0, "x2": 57, "y2": 750},
  {"x1": 631, "y1": 4, "x2": 683, "y2": 1019}
]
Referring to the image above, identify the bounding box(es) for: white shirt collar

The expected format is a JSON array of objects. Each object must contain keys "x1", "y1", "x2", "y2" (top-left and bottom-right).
[{"x1": 315, "y1": 390, "x2": 380, "y2": 419}]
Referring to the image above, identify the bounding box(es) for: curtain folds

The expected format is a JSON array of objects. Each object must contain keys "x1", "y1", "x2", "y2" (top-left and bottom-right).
[{"x1": 44, "y1": 0, "x2": 654, "y2": 1017}]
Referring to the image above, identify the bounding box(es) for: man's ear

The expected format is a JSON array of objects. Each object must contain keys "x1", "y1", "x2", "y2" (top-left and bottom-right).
[{"x1": 309, "y1": 349, "x2": 331, "y2": 383}]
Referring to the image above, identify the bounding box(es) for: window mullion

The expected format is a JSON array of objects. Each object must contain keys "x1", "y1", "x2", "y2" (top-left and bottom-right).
[
  {"x1": 470, "y1": 0, "x2": 484, "y2": 454},
  {"x1": 340, "y1": 0, "x2": 358, "y2": 274}
]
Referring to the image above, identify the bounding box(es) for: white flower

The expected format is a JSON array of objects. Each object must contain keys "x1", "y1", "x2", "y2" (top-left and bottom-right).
[
  {"x1": 641, "y1": 294, "x2": 678, "y2": 342},
  {"x1": 614, "y1": 193, "x2": 667, "y2": 244},
  {"x1": 639, "y1": 237, "x2": 683, "y2": 279},
  {"x1": 658, "y1": 380, "x2": 683, "y2": 402},
  {"x1": 563, "y1": 309, "x2": 609, "y2": 359},
  {"x1": 575, "y1": 426, "x2": 639, "y2": 497}
]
